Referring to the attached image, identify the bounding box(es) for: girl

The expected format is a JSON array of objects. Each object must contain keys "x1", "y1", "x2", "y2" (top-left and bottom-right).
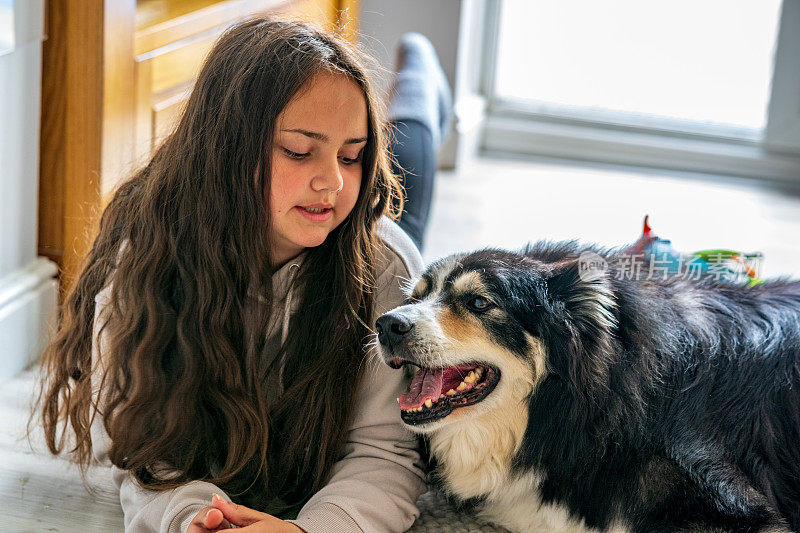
[{"x1": 34, "y1": 17, "x2": 450, "y2": 533}]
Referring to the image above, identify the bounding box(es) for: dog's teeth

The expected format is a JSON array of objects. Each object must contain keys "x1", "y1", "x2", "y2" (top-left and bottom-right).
[
  {"x1": 475, "y1": 367, "x2": 483, "y2": 376},
  {"x1": 439, "y1": 394, "x2": 445, "y2": 399},
  {"x1": 457, "y1": 382, "x2": 468, "y2": 391},
  {"x1": 446, "y1": 389, "x2": 456, "y2": 396},
  {"x1": 464, "y1": 372, "x2": 476, "y2": 384},
  {"x1": 424, "y1": 398, "x2": 433, "y2": 408}
]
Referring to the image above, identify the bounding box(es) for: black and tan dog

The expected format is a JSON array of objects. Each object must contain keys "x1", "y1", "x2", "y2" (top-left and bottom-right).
[{"x1": 375, "y1": 241, "x2": 800, "y2": 532}]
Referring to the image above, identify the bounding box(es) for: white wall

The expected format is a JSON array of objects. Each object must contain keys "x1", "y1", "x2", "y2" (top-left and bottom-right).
[
  {"x1": 358, "y1": 0, "x2": 461, "y2": 99},
  {"x1": 0, "y1": 0, "x2": 58, "y2": 385},
  {"x1": 358, "y1": 0, "x2": 488, "y2": 169}
]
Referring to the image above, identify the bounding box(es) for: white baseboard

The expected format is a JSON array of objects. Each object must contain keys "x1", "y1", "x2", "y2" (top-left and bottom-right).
[
  {"x1": 0, "y1": 258, "x2": 59, "y2": 385},
  {"x1": 483, "y1": 114, "x2": 800, "y2": 184}
]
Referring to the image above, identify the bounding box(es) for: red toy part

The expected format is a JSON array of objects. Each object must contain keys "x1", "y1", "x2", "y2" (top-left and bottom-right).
[{"x1": 625, "y1": 215, "x2": 658, "y2": 255}]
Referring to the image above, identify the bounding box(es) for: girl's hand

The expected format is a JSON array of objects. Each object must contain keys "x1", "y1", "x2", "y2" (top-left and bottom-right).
[
  {"x1": 211, "y1": 493, "x2": 306, "y2": 532},
  {"x1": 187, "y1": 505, "x2": 232, "y2": 532}
]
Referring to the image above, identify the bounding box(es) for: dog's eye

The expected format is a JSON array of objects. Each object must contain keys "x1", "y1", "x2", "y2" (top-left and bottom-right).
[{"x1": 467, "y1": 296, "x2": 494, "y2": 312}]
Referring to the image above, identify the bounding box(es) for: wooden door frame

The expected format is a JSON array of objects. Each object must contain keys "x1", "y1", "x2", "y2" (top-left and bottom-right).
[{"x1": 39, "y1": 0, "x2": 136, "y2": 295}]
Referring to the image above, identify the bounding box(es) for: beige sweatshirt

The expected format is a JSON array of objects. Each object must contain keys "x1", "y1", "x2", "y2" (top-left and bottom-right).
[{"x1": 89, "y1": 217, "x2": 428, "y2": 533}]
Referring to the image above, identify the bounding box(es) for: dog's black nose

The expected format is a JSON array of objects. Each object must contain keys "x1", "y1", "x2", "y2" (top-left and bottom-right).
[{"x1": 376, "y1": 313, "x2": 414, "y2": 347}]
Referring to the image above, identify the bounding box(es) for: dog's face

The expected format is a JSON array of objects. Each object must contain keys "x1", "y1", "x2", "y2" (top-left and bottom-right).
[{"x1": 375, "y1": 247, "x2": 617, "y2": 433}]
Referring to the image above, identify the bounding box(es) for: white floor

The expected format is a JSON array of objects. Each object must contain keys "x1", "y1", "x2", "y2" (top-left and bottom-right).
[
  {"x1": 423, "y1": 155, "x2": 800, "y2": 279},
  {"x1": 1, "y1": 370, "x2": 124, "y2": 531}
]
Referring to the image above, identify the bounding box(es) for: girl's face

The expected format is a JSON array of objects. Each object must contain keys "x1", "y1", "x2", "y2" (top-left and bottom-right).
[{"x1": 269, "y1": 72, "x2": 368, "y2": 268}]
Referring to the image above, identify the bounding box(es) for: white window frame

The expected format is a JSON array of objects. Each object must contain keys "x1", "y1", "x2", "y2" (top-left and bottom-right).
[
  {"x1": 764, "y1": 0, "x2": 800, "y2": 155},
  {"x1": 480, "y1": 0, "x2": 800, "y2": 183}
]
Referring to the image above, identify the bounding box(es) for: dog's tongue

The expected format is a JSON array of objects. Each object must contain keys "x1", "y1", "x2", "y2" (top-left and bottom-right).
[{"x1": 398, "y1": 368, "x2": 443, "y2": 410}]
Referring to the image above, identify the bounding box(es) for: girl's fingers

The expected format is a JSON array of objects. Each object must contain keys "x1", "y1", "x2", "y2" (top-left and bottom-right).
[
  {"x1": 217, "y1": 522, "x2": 304, "y2": 533},
  {"x1": 217, "y1": 527, "x2": 262, "y2": 533},
  {"x1": 188, "y1": 506, "x2": 231, "y2": 532},
  {"x1": 211, "y1": 493, "x2": 272, "y2": 527},
  {"x1": 203, "y1": 507, "x2": 227, "y2": 529}
]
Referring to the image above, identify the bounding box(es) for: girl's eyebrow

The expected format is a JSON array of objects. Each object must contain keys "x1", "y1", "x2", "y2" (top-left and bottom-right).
[{"x1": 282, "y1": 128, "x2": 367, "y2": 145}]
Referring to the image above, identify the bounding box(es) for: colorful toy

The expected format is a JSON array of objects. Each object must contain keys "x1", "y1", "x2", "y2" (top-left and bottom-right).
[{"x1": 623, "y1": 216, "x2": 764, "y2": 286}]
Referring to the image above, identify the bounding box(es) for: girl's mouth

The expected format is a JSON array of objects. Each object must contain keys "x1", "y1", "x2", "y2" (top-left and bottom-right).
[{"x1": 296, "y1": 206, "x2": 333, "y2": 222}]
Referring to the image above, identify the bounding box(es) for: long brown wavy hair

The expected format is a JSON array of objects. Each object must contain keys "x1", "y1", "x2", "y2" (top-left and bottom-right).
[{"x1": 31, "y1": 17, "x2": 404, "y2": 516}]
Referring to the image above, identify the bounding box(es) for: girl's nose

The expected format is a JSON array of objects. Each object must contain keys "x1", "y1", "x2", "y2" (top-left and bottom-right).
[{"x1": 310, "y1": 156, "x2": 344, "y2": 193}]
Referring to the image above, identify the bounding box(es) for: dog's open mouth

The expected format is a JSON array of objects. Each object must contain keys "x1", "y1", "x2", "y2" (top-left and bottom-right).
[{"x1": 389, "y1": 359, "x2": 501, "y2": 424}]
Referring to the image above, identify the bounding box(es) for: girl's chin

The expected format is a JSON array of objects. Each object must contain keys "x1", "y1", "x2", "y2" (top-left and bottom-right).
[
  {"x1": 298, "y1": 237, "x2": 328, "y2": 249},
  {"x1": 292, "y1": 228, "x2": 333, "y2": 248},
  {"x1": 272, "y1": 220, "x2": 342, "y2": 256}
]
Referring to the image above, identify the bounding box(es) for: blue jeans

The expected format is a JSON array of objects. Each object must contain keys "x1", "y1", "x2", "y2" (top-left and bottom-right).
[{"x1": 389, "y1": 119, "x2": 436, "y2": 252}]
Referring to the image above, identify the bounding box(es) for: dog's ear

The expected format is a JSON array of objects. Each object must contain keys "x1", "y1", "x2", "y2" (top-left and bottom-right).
[
  {"x1": 546, "y1": 258, "x2": 617, "y2": 336},
  {"x1": 542, "y1": 258, "x2": 618, "y2": 399}
]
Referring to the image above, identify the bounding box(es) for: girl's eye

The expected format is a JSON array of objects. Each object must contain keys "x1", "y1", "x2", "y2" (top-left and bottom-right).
[
  {"x1": 339, "y1": 153, "x2": 362, "y2": 165},
  {"x1": 283, "y1": 148, "x2": 308, "y2": 159},
  {"x1": 467, "y1": 296, "x2": 493, "y2": 312}
]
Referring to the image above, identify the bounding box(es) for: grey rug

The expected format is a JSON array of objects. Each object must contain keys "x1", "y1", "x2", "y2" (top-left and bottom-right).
[{"x1": 410, "y1": 488, "x2": 510, "y2": 532}]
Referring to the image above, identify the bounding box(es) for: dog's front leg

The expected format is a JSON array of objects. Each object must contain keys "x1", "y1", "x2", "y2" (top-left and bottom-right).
[{"x1": 666, "y1": 439, "x2": 789, "y2": 532}]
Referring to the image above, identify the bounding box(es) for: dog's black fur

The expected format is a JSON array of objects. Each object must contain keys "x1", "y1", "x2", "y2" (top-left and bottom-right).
[{"x1": 421, "y1": 241, "x2": 800, "y2": 532}]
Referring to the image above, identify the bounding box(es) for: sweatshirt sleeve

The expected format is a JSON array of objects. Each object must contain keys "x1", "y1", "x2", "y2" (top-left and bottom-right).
[
  {"x1": 90, "y1": 284, "x2": 232, "y2": 533},
  {"x1": 286, "y1": 219, "x2": 428, "y2": 533}
]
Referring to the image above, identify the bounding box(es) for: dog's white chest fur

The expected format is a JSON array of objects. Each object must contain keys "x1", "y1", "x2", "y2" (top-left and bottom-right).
[{"x1": 429, "y1": 403, "x2": 626, "y2": 533}]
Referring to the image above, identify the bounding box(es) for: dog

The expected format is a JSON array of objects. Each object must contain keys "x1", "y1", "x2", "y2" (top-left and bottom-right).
[{"x1": 375, "y1": 241, "x2": 800, "y2": 532}]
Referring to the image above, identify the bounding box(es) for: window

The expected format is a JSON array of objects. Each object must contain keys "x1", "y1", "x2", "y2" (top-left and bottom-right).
[
  {"x1": 494, "y1": 0, "x2": 782, "y2": 134},
  {"x1": 480, "y1": 0, "x2": 800, "y2": 181}
]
